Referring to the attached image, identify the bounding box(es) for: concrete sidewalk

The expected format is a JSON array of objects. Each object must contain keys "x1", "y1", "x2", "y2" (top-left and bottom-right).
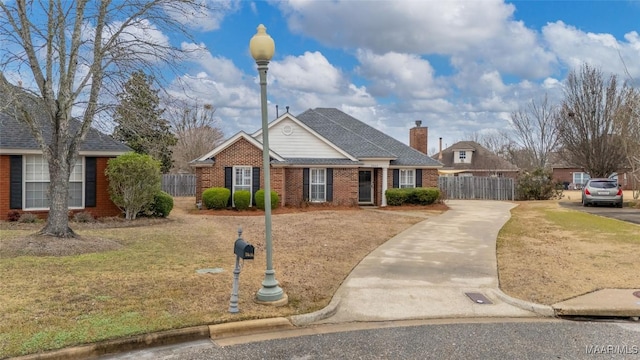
[{"x1": 297, "y1": 200, "x2": 550, "y2": 325}]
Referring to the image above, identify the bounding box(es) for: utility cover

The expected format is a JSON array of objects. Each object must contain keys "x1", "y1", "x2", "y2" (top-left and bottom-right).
[
  {"x1": 465, "y1": 292, "x2": 493, "y2": 304},
  {"x1": 196, "y1": 268, "x2": 224, "y2": 274}
]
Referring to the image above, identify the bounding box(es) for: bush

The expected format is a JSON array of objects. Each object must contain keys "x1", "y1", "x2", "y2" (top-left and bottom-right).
[
  {"x1": 106, "y1": 152, "x2": 161, "y2": 220},
  {"x1": 386, "y1": 188, "x2": 409, "y2": 206},
  {"x1": 233, "y1": 190, "x2": 251, "y2": 210},
  {"x1": 73, "y1": 211, "x2": 96, "y2": 223},
  {"x1": 202, "y1": 187, "x2": 230, "y2": 209},
  {"x1": 386, "y1": 187, "x2": 441, "y2": 206},
  {"x1": 18, "y1": 213, "x2": 39, "y2": 223},
  {"x1": 149, "y1": 191, "x2": 174, "y2": 217},
  {"x1": 255, "y1": 190, "x2": 280, "y2": 210},
  {"x1": 516, "y1": 168, "x2": 563, "y2": 200},
  {"x1": 7, "y1": 210, "x2": 20, "y2": 222}
]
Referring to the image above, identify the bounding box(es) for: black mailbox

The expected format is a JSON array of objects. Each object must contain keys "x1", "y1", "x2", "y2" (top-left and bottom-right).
[{"x1": 234, "y1": 238, "x2": 254, "y2": 260}]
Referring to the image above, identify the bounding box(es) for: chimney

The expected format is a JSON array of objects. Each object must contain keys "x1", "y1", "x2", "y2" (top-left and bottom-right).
[
  {"x1": 409, "y1": 121, "x2": 428, "y2": 154},
  {"x1": 438, "y1": 137, "x2": 443, "y2": 160}
]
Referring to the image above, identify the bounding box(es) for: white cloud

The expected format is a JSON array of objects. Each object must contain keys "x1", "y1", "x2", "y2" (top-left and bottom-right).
[
  {"x1": 164, "y1": 0, "x2": 240, "y2": 32},
  {"x1": 270, "y1": 51, "x2": 344, "y2": 94},
  {"x1": 355, "y1": 50, "x2": 447, "y2": 99},
  {"x1": 543, "y1": 22, "x2": 640, "y2": 81}
]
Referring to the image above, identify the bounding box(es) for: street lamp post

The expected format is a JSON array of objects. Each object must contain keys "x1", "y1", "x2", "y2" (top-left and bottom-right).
[{"x1": 250, "y1": 24, "x2": 285, "y2": 303}]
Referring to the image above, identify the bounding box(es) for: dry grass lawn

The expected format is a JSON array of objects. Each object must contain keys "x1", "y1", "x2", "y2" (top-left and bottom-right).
[
  {"x1": 0, "y1": 199, "x2": 441, "y2": 357},
  {"x1": 497, "y1": 200, "x2": 640, "y2": 305}
]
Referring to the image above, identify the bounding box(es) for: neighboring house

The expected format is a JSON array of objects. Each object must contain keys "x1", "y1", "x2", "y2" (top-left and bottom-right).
[
  {"x1": 191, "y1": 108, "x2": 442, "y2": 207},
  {"x1": 0, "y1": 110, "x2": 130, "y2": 221},
  {"x1": 434, "y1": 141, "x2": 519, "y2": 179},
  {"x1": 549, "y1": 152, "x2": 635, "y2": 190}
]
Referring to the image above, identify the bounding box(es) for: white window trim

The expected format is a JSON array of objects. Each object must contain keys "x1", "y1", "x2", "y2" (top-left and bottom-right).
[
  {"x1": 232, "y1": 166, "x2": 252, "y2": 207},
  {"x1": 310, "y1": 168, "x2": 326, "y2": 202},
  {"x1": 399, "y1": 169, "x2": 415, "y2": 188},
  {"x1": 23, "y1": 155, "x2": 85, "y2": 210}
]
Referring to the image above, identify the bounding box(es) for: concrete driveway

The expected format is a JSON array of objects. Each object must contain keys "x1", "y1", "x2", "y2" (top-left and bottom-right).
[{"x1": 559, "y1": 201, "x2": 640, "y2": 224}]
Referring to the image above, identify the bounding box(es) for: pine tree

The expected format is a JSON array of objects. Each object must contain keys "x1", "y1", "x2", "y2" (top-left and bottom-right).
[{"x1": 113, "y1": 71, "x2": 177, "y2": 173}]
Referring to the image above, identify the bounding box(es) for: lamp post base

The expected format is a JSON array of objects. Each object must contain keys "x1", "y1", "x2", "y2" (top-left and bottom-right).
[
  {"x1": 255, "y1": 292, "x2": 288, "y2": 307},
  {"x1": 256, "y1": 269, "x2": 285, "y2": 303}
]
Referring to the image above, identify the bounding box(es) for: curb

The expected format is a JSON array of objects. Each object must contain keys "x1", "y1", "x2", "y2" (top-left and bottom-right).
[
  {"x1": 493, "y1": 289, "x2": 556, "y2": 317},
  {"x1": 11, "y1": 326, "x2": 210, "y2": 360},
  {"x1": 209, "y1": 317, "x2": 293, "y2": 339},
  {"x1": 289, "y1": 296, "x2": 341, "y2": 326}
]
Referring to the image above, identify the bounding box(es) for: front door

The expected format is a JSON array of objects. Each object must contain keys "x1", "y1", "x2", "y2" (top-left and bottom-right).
[{"x1": 358, "y1": 170, "x2": 373, "y2": 204}]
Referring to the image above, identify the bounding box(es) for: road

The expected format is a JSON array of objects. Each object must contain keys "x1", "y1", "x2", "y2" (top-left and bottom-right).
[
  {"x1": 101, "y1": 319, "x2": 640, "y2": 360},
  {"x1": 559, "y1": 201, "x2": 640, "y2": 224}
]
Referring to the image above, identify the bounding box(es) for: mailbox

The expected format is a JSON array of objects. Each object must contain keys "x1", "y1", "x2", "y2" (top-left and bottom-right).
[{"x1": 234, "y1": 238, "x2": 254, "y2": 260}]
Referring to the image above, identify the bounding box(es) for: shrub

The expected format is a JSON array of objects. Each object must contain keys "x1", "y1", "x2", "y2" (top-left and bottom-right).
[
  {"x1": 7, "y1": 210, "x2": 21, "y2": 222},
  {"x1": 516, "y1": 168, "x2": 563, "y2": 200},
  {"x1": 202, "y1": 187, "x2": 230, "y2": 209},
  {"x1": 149, "y1": 191, "x2": 174, "y2": 217},
  {"x1": 73, "y1": 211, "x2": 96, "y2": 223},
  {"x1": 409, "y1": 187, "x2": 440, "y2": 205},
  {"x1": 255, "y1": 190, "x2": 280, "y2": 210},
  {"x1": 386, "y1": 187, "x2": 441, "y2": 206},
  {"x1": 106, "y1": 152, "x2": 161, "y2": 220},
  {"x1": 386, "y1": 188, "x2": 409, "y2": 206},
  {"x1": 233, "y1": 190, "x2": 251, "y2": 210},
  {"x1": 18, "y1": 213, "x2": 39, "y2": 223}
]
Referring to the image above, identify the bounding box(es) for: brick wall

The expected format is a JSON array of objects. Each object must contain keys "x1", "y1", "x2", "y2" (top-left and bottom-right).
[
  {"x1": 409, "y1": 126, "x2": 428, "y2": 154},
  {"x1": 194, "y1": 138, "x2": 285, "y2": 206},
  {"x1": 0, "y1": 155, "x2": 121, "y2": 221},
  {"x1": 284, "y1": 167, "x2": 358, "y2": 207},
  {"x1": 386, "y1": 168, "x2": 439, "y2": 189}
]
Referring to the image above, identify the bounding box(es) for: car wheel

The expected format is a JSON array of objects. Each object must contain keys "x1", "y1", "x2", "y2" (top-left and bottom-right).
[
  {"x1": 616, "y1": 202, "x2": 623, "y2": 208},
  {"x1": 582, "y1": 199, "x2": 588, "y2": 207}
]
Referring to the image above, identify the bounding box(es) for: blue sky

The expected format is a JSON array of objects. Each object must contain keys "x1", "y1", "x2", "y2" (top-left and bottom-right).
[{"x1": 5, "y1": 0, "x2": 640, "y2": 153}]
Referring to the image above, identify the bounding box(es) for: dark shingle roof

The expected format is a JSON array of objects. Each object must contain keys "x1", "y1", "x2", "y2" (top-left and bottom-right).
[
  {"x1": 0, "y1": 89, "x2": 129, "y2": 153},
  {"x1": 296, "y1": 108, "x2": 441, "y2": 167}
]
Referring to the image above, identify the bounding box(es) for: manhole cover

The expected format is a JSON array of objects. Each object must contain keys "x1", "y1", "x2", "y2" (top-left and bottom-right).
[
  {"x1": 465, "y1": 292, "x2": 493, "y2": 304},
  {"x1": 633, "y1": 291, "x2": 640, "y2": 299}
]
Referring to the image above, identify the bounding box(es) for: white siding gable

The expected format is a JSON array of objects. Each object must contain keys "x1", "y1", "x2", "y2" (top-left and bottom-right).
[{"x1": 254, "y1": 118, "x2": 346, "y2": 158}]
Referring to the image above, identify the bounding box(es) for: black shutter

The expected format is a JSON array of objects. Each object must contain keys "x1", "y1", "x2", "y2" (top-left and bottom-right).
[
  {"x1": 415, "y1": 169, "x2": 422, "y2": 187},
  {"x1": 392, "y1": 169, "x2": 399, "y2": 188},
  {"x1": 9, "y1": 155, "x2": 22, "y2": 209},
  {"x1": 85, "y1": 157, "x2": 97, "y2": 207},
  {"x1": 224, "y1": 167, "x2": 232, "y2": 207},
  {"x1": 252, "y1": 167, "x2": 260, "y2": 206},
  {"x1": 302, "y1": 168, "x2": 309, "y2": 201},
  {"x1": 326, "y1": 168, "x2": 333, "y2": 202}
]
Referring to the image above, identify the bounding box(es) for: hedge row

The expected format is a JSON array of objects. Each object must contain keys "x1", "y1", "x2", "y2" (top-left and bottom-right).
[
  {"x1": 201, "y1": 187, "x2": 280, "y2": 210},
  {"x1": 385, "y1": 187, "x2": 441, "y2": 206}
]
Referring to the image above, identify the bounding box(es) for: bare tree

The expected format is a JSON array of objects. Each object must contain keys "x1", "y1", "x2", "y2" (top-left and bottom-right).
[
  {"x1": 510, "y1": 94, "x2": 560, "y2": 170},
  {"x1": 616, "y1": 90, "x2": 640, "y2": 198},
  {"x1": 555, "y1": 64, "x2": 632, "y2": 178},
  {"x1": 0, "y1": 1, "x2": 208, "y2": 237},
  {"x1": 167, "y1": 101, "x2": 224, "y2": 174}
]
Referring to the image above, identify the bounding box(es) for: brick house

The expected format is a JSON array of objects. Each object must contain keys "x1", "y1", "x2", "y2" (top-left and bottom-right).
[
  {"x1": 192, "y1": 108, "x2": 442, "y2": 207},
  {"x1": 434, "y1": 141, "x2": 519, "y2": 179},
  {"x1": 0, "y1": 110, "x2": 130, "y2": 221}
]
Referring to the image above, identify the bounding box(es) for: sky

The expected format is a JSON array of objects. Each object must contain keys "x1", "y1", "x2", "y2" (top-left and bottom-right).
[{"x1": 4, "y1": 0, "x2": 640, "y2": 153}]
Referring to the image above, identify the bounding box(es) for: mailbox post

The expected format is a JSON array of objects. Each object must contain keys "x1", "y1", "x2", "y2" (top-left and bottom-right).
[{"x1": 229, "y1": 228, "x2": 254, "y2": 313}]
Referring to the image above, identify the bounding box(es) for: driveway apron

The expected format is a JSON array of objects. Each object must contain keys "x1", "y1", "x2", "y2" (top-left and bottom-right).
[{"x1": 317, "y1": 200, "x2": 536, "y2": 323}]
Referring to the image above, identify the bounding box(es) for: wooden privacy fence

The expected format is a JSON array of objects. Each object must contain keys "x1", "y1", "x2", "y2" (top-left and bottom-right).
[
  {"x1": 438, "y1": 176, "x2": 515, "y2": 201},
  {"x1": 162, "y1": 174, "x2": 196, "y2": 197}
]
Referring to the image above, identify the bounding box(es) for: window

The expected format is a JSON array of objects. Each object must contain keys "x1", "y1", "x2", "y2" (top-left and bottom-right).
[
  {"x1": 24, "y1": 155, "x2": 83, "y2": 209},
  {"x1": 459, "y1": 151, "x2": 467, "y2": 162},
  {"x1": 310, "y1": 168, "x2": 326, "y2": 202},
  {"x1": 572, "y1": 172, "x2": 590, "y2": 187},
  {"x1": 399, "y1": 169, "x2": 415, "y2": 188},
  {"x1": 233, "y1": 166, "x2": 252, "y2": 205}
]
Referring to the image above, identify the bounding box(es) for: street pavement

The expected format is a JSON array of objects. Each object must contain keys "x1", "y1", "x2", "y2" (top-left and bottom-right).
[{"x1": 559, "y1": 201, "x2": 640, "y2": 224}]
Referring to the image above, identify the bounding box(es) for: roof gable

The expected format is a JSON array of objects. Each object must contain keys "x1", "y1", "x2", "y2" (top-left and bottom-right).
[
  {"x1": 252, "y1": 113, "x2": 355, "y2": 160},
  {"x1": 194, "y1": 131, "x2": 284, "y2": 162}
]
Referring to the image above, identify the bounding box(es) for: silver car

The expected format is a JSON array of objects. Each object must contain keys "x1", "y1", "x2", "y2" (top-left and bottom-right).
[{"x1": 581, "y1": 178, "x2": 623, "y2": 208}]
